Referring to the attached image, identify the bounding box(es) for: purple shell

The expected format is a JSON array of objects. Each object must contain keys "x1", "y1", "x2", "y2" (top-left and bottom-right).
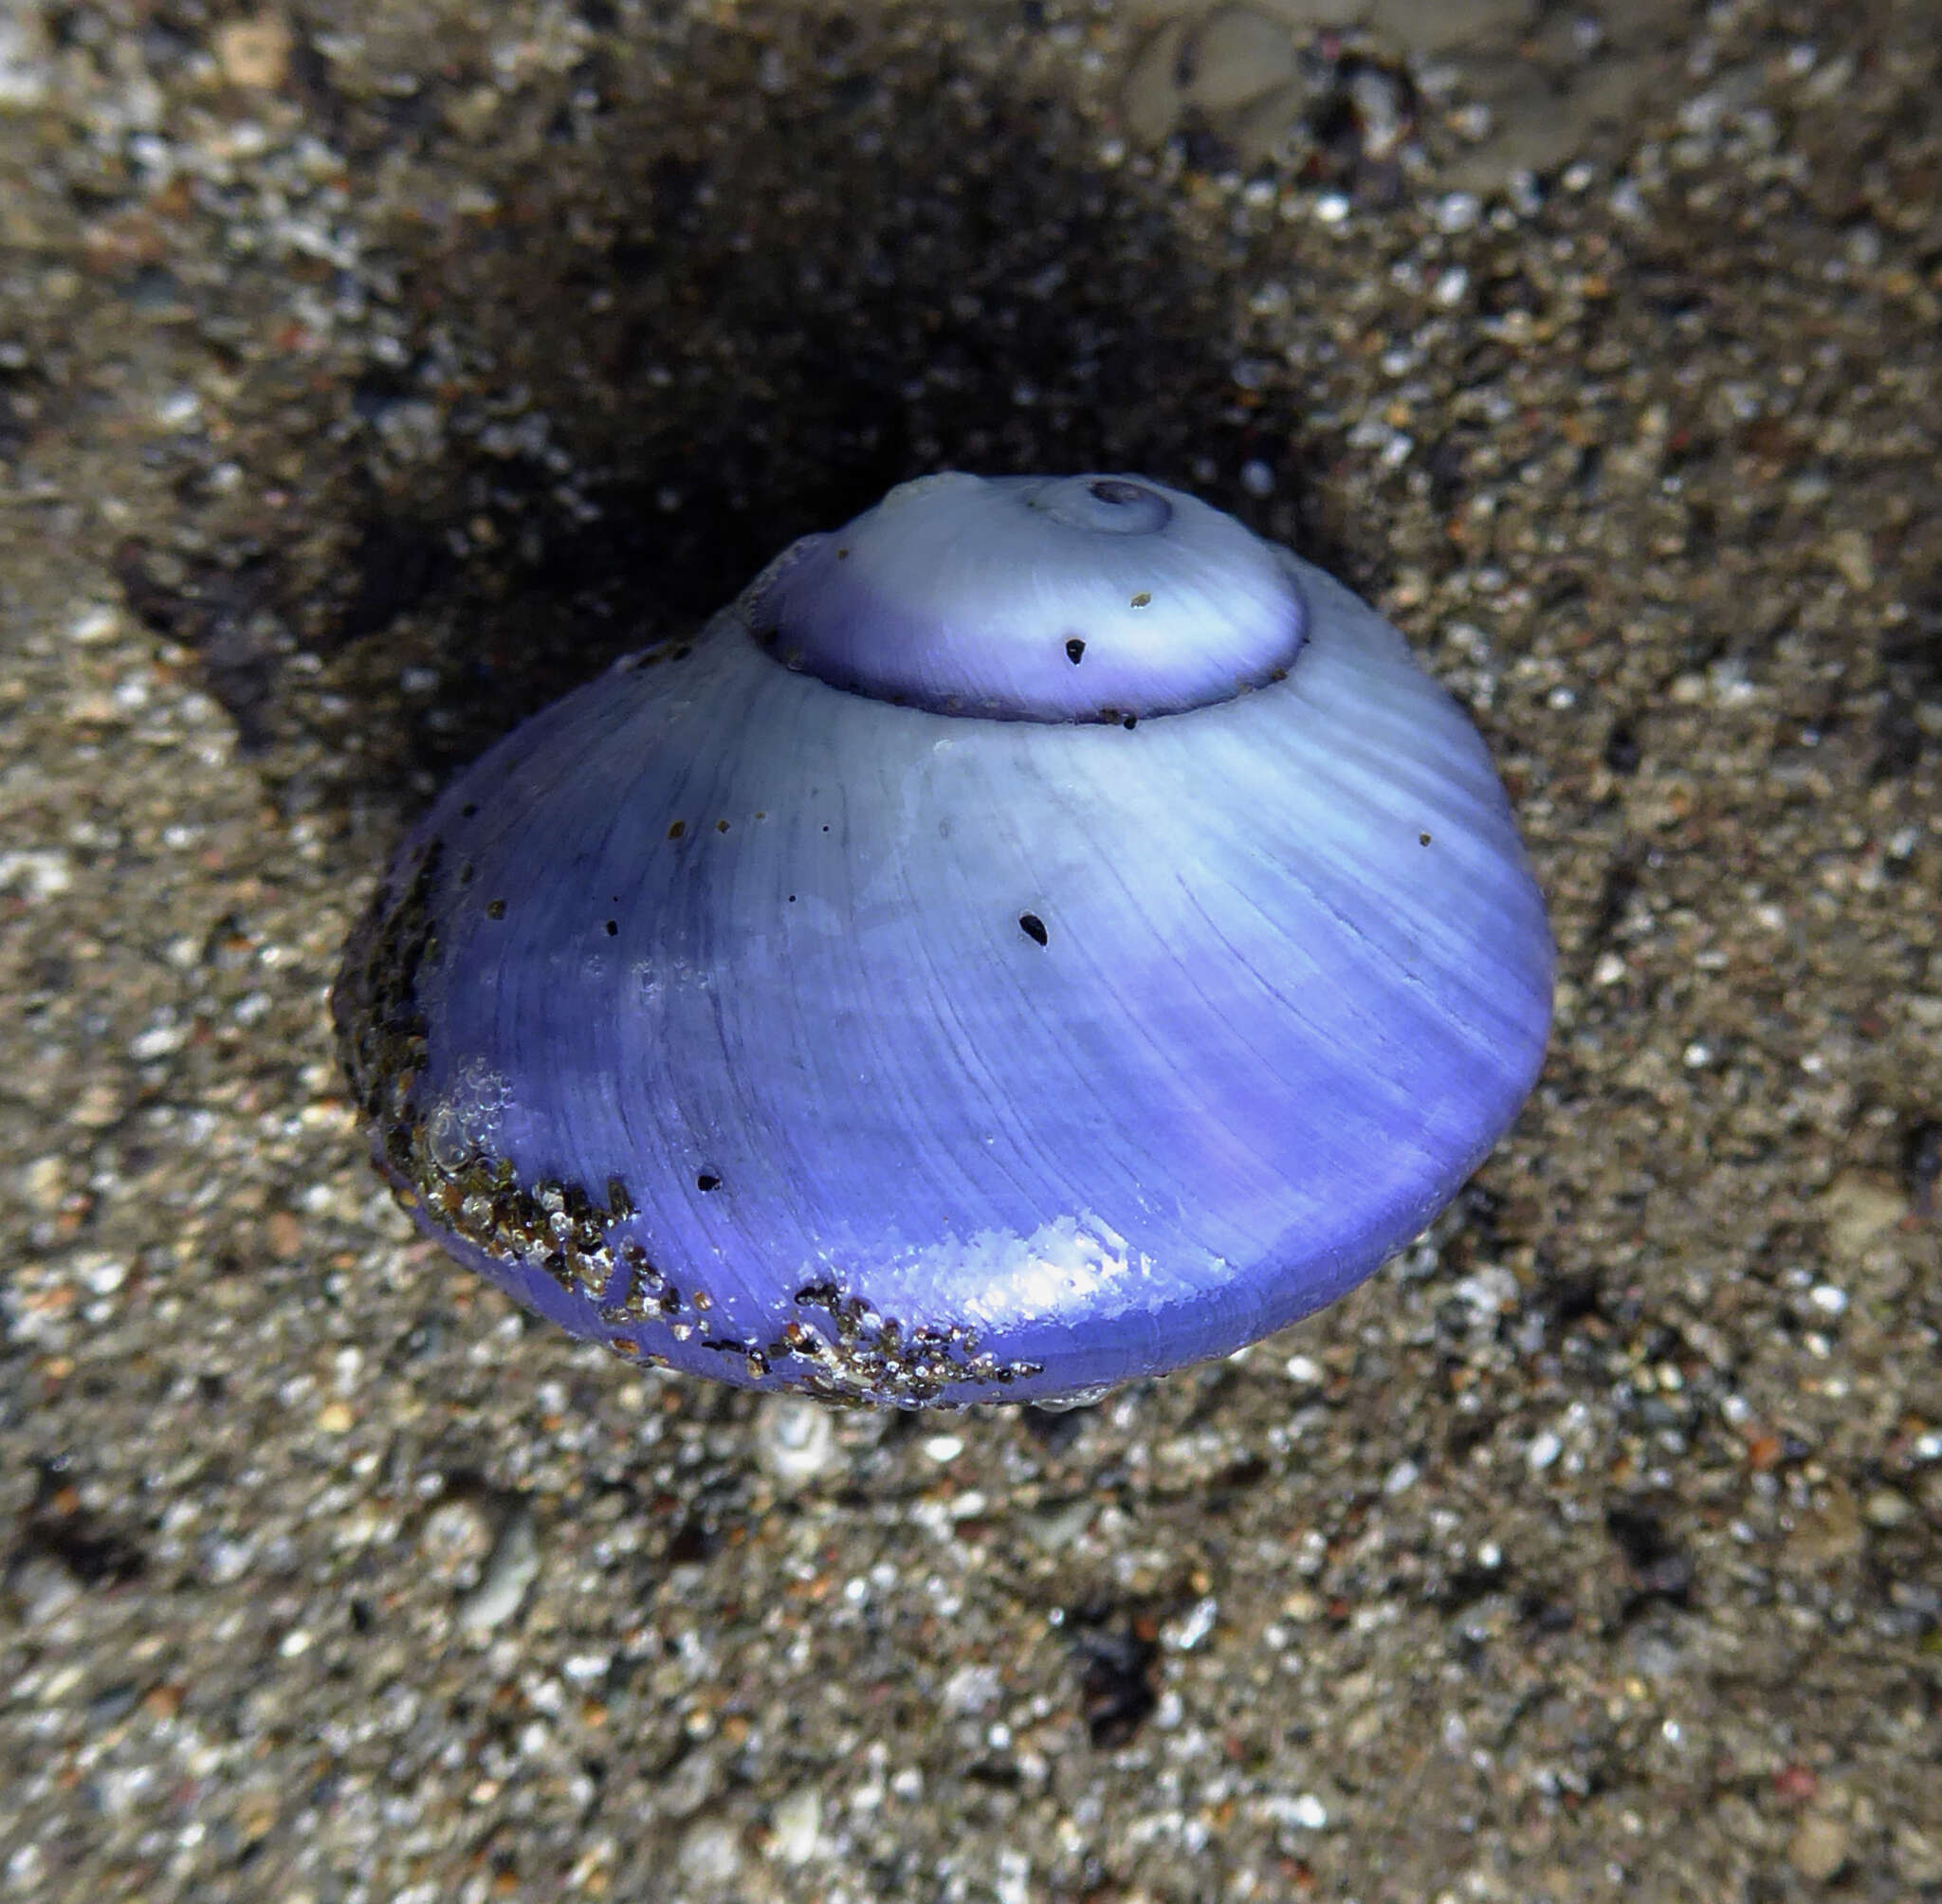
[{"x1": 334, "y1": 473, "x2": 1552, "y2": 1407}]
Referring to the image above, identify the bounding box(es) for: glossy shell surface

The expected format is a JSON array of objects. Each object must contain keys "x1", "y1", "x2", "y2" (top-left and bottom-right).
[{"x1": 335, "y1": 474, "x2": 1552, "y2": 1407}]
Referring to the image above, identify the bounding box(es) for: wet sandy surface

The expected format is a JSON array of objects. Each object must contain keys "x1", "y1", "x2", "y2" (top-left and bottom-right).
[{"x1": 2, "y1": 2, "x2": 1939, "y2": 1899}]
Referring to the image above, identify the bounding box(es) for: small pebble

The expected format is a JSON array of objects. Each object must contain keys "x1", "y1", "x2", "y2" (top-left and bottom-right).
[
  {"x1": 756, "y1": 1394, "x2": 839, "y2": 1486},
  {"x1": 215, "y1": 14, "x2": 291, "y2": 91},
  {"x1": 767, "y1": 1787, "x2": 823, "y2": 1866},
  {"x1": 1819, "y1": 1172, "x2": 1905, "y2": 1259},
  {"x1": 0, "y1": 6, "x2": 52, "y2": 109},
  {"x1": 67, "y1": 604, "x2": 122, "y2": 646},
  {"x1": 1863, "y1": 1489, "x2": 1912, "y2": 1529},
  {"x1": 455, "y1": 1505, "x2": 539, "y2": 1634},
  {"x1": 1788, "y1": 1812, "x2": 1851, "y2": 1883},
  {"x1": 419, "y1": 1494, "x2": 495, "y2": 1588},
  {"x1": 677, "y1": 1814, "x2": 744, "y2": 1891},
  {"x1": 10, "y1": 1553, "x2": 82, "y2": 1626}
]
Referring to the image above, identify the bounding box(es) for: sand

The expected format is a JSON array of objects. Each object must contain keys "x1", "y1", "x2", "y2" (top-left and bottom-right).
[{"x1": 1, "y1": 2, "x2": 1937, "y2": 1899}]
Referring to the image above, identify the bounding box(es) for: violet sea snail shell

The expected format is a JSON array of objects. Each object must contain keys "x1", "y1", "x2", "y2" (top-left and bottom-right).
[{"x1": 333, "y1": 473, "x2": 1553, "y2": 1408}]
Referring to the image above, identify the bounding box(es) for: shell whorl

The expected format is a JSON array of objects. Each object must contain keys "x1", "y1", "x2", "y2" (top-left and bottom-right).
[{"x1": 740, "y1": 472, "x2": 1307, "y2": 722}]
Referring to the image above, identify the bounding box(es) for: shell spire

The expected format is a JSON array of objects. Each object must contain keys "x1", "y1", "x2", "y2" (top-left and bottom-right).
[{"x1": 741, "y1": 473, "x2": 1306, "y2": 721}]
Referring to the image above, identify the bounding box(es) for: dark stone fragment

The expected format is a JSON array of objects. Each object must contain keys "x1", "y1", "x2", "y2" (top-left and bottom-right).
[{"x1": 1071, "y1": 1617, "x2": 1160, "y2": 1748}]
